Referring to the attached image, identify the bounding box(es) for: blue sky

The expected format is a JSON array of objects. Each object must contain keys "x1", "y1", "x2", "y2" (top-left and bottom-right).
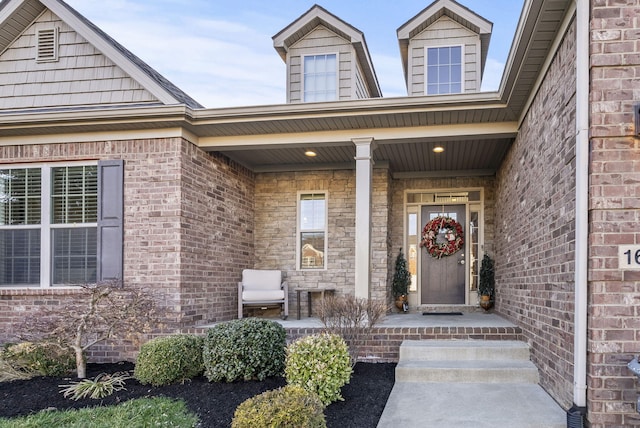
[{"x1": 64, "y1": 0, "x2": 524, "y2": 108}]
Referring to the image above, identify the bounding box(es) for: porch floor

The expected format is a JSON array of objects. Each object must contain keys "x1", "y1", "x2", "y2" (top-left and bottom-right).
[{"x1": 274, "y1": 311, "x2": 515, "y2": 329}]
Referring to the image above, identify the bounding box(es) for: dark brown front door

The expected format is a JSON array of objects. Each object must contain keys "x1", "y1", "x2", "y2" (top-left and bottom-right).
[{"x1": 421, "y1": 205, "x2": 466, "y2": 304}]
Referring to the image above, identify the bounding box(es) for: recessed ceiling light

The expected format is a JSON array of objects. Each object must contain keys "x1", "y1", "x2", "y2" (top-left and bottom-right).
[
  {"x1": 305, "y1": 150, "x2": 317, "y2": 157},
  {"x1": 433, "y1": 146, "x2": 444, "y2": 153}
]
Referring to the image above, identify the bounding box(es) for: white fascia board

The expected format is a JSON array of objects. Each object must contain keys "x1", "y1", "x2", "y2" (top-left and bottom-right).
[{"x1": 39, "y1": 0, "x2": 179, "y2": 105}]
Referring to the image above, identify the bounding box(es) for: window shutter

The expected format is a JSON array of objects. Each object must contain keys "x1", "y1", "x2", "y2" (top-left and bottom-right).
[{"x1": 97, "y1": 160, "x2": 124, "y2": 283}]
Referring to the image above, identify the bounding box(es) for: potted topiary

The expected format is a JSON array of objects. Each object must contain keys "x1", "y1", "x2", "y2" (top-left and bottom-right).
[
  {"x1": 478, "y1": 254, "x2": 495, "y2": 310},
  {"x1": 392, "y1": 248, "x2": 411, "y2": 312}
]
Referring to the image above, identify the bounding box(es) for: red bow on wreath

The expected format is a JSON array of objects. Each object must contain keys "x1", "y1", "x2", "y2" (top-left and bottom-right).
[{"x1": 419, "y1": 216, "x2": 464, "y2": 259}]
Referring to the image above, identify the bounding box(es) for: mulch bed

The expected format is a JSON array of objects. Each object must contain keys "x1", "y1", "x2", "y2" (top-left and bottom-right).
[{"x1": 0, "y1": 361, "x2": 396, "y2": 427}]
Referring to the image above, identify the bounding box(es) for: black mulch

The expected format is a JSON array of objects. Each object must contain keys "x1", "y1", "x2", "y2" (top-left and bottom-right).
[{"x1": 0, "y1": 362, "x2": 396, "y2": 428}]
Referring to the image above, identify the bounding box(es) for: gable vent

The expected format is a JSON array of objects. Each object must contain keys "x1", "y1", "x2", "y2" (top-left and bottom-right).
[{"x1": 36, "y1": 28, "x2": 59, "y2": 62}]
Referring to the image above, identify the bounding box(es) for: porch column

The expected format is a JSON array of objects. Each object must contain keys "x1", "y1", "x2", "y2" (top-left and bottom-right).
[{"x1": 353, "y1": 137, "x2": 375, "y2": 299}]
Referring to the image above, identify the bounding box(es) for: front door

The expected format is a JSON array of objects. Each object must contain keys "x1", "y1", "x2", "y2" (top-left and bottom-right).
[{"x1": 421, "y1": 205, "x2": 466, "y2": 304}]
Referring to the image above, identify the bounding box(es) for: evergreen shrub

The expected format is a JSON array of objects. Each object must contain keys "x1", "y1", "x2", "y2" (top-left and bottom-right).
[
  {"x1": 134, "y1": 334, "x2": 204, "y2": 386},
  {"x1": 231, "y1": 385, "x2": 326, "y2": 428},
  {"x1": 203, "y1": 318, "x2": 286, "y2": 382},
  {"x1": 285, "y1": 333, "x2": 352, "y2": 405},
  {"x1": 2, "y1": 341, "x2": 74, "y2": 377}
]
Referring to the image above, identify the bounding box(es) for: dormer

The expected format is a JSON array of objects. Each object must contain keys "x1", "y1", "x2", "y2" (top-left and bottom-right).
[
  {"x1": 273, "y1": 5, "x2": 381, "y2": 103},
  {"x1": 397, "y1": 0, "x2": 492, "y2": 96}
]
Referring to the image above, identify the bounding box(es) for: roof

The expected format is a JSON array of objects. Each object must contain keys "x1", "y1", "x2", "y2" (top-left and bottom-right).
[
  {"x1": 0, "y1": 0, "x2": 575, "y2": 178},
  {"x1": 0, "y1": 0, "x2": 203, "y2": 109},
  {"x1": 272, "y1": 4, "x2": 381, "y2": 99},
  {"x1": 397, "y1": 0, "x2": 493, "y2": 85}
]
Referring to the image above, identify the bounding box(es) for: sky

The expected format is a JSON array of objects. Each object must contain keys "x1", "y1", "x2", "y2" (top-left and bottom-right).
[{"x1": 64, "y1": 0, "x2": 525, "y2": 109}]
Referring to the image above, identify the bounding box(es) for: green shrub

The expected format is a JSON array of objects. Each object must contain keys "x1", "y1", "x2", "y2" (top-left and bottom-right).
[
  {"x1": 134, "y1": 335, "x2": 204, "y2": 386},
  {"x1": 231, "y1": 385, "x2": 326, "y2": 428},
  {"x1": 203, "y1": 318, "x2": 286, "y2": 382},
  {"x1": 285, "y1": 333, "x2": 352, "y2": 405},
  {"x1": 2, "y1": 342, "x2": 74, "y2": 377}
]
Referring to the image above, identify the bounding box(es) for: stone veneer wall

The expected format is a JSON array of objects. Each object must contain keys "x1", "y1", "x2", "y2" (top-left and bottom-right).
[
  {"x1": 588, "y1": 1, "x2": 640, "y2": 426},
  {"x1": 0, "y1": 138, "x2": 254, "y2": 361},
  {"x1": 494, "y1": 22, "x2": 577, "y2": 411},
  {"x1": 253, "y1": 168, "x2": 391, "y2": 315}
]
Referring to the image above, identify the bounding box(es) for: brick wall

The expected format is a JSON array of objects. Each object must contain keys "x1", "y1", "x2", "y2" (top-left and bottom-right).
[
  {"x1": 253, "y1": 168, "x2": 391, "y2": 315},
  {"x1": 179, "y1": 143, "x2": 255, "y2": 326},
  {"x1": 588, "y1": 1, "x2": 640, "y2": 426},
  {"x1": 494, "y1": 21, "x2": 577, "y2": 411},
  {"x1": 0, "y1": 138, "x2": 254, "y2": 361}
]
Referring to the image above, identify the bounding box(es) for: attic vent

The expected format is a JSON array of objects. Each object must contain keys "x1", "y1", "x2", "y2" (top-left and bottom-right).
[{"x1": 36, "y1": 28, "x2": 59, "y2": 62}]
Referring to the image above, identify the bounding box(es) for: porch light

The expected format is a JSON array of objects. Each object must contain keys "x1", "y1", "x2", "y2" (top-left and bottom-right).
[
  {"x1": 305, "y1": 150, "x2": 317, "y2": 157},
  {"x1": 433, "y1": 146, "x2": 444, "y2": 153}
]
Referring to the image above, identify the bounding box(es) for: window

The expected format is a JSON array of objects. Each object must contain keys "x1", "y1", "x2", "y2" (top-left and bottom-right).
[
  {"x1": 303, "y1": 54, "x2": 337, "y2": 102},
  {"x1": 0, "y1": 162, "x2": 123, "y2": 287},
  {"x1": 298, "y1": 193, "x2": 327, "y2": 269},
  {"x1": 426, "y1": 46, "x2": 462, "y2": 95}
]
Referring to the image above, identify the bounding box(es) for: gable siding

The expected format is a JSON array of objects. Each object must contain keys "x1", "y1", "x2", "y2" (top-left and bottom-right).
[
  {"x1": 287, "y1": 26, "x2": 355, "y2": 103},
  {"x1": 408, "y1": 16, "x2": 480, "y2": 96},
  {"x1": 0, "y1": 10, "x2": 158, "y2": 110},
  {"x1": 354, "y1": 60, "x2": 369, "y2": 99}
]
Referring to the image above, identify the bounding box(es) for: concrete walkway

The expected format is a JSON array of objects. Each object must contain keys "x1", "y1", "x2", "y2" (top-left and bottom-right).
[
  {"x1": 376, "y1": 340, "x2": 567, "y2": 428},
  {"x1": 377, "y1": 382, "x2": 567, "y2": 427}
]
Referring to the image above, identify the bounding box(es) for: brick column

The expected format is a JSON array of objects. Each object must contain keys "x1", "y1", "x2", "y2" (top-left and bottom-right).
[{"x1": 353, "y1": 138, "x2": 375, "y2": 299}]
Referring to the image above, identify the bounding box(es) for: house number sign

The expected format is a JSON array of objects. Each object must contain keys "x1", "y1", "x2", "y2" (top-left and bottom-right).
[{"x1": 619, "y1": 245, "x2": 640, "y2": 270}]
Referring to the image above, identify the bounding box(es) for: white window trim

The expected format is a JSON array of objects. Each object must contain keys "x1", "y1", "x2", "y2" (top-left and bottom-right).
[
  {"x1": 0, "y1": 161, "x2": 97, "y2": 288},
  {"x1": 302, "y1": 52, "x2": 339, "y2": 102},
  {"x1": 296, "y1": 191, "x2": 328, "y2": 271},
  {"x1": 424, "y1": 44, "x2": 465, "y2": 95}
]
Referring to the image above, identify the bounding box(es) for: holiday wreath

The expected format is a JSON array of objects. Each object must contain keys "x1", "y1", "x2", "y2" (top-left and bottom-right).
[{"x1": 419, "y1": 216, "x2": 464, "y2": 258}]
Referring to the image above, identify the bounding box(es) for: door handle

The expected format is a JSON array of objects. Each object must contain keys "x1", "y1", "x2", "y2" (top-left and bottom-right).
[{"x1": 458, "y1": 260, "x2": 465, "y2": 265}]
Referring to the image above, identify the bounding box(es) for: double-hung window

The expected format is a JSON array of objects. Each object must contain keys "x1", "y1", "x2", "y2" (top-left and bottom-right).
[
  {"x1": 426, "y1": 46, "x2": 462, "y2": 95},
  {"x1": 303, "y1": 54, "x2": 337, "y2": 102},
  {"x1": 0, "y1": 161, "x2": 123, "y2": 287},
  {"x1": 298, "y1": 192, "x2": 327, "y2": 270}
]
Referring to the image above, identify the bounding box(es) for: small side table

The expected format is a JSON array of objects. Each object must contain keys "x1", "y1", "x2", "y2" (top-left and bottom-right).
[{"x1": 294, "y1": 288, "x2": 336, "y2": 320}]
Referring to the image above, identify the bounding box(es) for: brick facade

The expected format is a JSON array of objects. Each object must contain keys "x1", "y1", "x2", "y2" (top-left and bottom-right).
[
  {"x1": 494, "y1": 21, "x2": 577, "y2": 412},
  {"x1": 588, "y1": 1, "x2": 640, "y2": 426},
  {"x1": 0, "y1": 138, "x2": 254, "y2": 361}
]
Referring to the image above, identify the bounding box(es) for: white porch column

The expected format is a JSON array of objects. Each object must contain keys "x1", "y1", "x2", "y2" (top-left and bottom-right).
[{"x1": 353, "y1": 137, "x2": 375, "y2": 299}]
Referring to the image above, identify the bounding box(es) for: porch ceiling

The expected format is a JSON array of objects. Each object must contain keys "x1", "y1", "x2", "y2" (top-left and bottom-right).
[{"x1": 213, "y1": 135, "x2": 515, "y2": 177}]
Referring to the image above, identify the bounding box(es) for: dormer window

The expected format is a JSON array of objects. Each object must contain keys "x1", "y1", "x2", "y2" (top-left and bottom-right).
[
  {"x1": 303, "y1": 54, "x2": 337, "y2": 102},
  {"x1": 426, "y1": 46, "x2": 462, "y2": 95}
]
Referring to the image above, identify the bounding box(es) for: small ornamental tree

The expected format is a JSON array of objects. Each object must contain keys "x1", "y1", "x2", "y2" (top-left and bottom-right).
[
  {"x1": 21, "y1": 281, "x2": 157, "y2": 378},
  {"x1": 392, "y1": 248, "x2": 411, "y2": 298}
]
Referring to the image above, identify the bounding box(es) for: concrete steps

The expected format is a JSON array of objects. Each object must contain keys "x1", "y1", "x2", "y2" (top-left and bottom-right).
[
  {"x1": 396, "y1": 340, "x2": 540, "y2": 383},
  {"x1": 377, "y1": 340, "x2": 567, "y2": 427}
]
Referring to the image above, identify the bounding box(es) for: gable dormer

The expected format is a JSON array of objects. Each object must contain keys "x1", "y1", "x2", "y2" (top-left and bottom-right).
[
  {"x1": 397, "y1": 0, "x2": 492, "y2": 96},
  {"x1": 273, "y1": 5, "x2": 381, "y2": 103}
]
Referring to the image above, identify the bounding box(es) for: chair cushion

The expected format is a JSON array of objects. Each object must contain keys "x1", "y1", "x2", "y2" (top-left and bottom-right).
[
  {"x1": 242, "y1": 290, "x2": 285, "y2": 302},
  {"x1": 242, "y1": 269, "x2": 281, "y2": 290}
]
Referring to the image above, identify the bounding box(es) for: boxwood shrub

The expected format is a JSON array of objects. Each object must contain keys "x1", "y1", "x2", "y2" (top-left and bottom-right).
[
  {"x1": 231, "y1": 385, "x2": 326, "y2": 428},
  {"x1": 2, "y1": 341, "x2": 74, "y2": 377},
  {"x1": 203, "y1": 318, "x2": 286, "y2": 382},
  {"x1": 285, "y1": 333, "x2": 352, "y2": 405},
  {"x1": 134, "y1": 334, "x2": 204, "y2": 386}
]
